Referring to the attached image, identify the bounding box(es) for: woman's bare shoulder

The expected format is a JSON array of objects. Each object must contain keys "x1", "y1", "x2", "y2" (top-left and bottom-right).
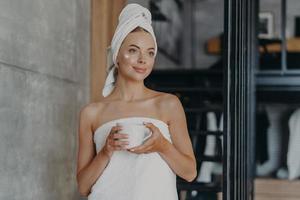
[
  {"x1": 150, "y1": 92, "x2": 182, "y2": 125},
  {"x1": 156, "y1": 92, "x2": 181, "y2": 108},
  {"x1": 156, "y1": 92, "x2": 186, "y2": 126},
  {"x1": 153, "y1": 91, "x2": 182, "y2": 117},
  {"x1": 79, "y1": 101, "x2": 106, "y2": 124}
]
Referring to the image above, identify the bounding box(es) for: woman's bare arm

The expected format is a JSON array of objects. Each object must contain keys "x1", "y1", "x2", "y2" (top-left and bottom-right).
[
  {"x1": 76, "y1": 104, "x2": 111, "y2": 196},
  {"x1": 158, "y1": 94, "x2": 197, "y2": 181},
  {"x1": 76, "y1": 104, "x2": 128, "y2": 196}
]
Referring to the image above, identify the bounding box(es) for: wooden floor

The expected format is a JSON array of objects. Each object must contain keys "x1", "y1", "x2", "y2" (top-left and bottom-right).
[{"x1": 255, "y1": 178, "x2": 300, "y2": 200}]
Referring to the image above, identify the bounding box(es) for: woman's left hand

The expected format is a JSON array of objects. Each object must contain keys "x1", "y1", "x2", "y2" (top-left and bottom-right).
[{"x1": 128, "y1": 122, "x2": 169, "y2": 154}]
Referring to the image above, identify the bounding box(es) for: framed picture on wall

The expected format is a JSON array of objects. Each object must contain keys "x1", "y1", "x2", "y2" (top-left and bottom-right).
[{"x1": 259, "y1": 12, "x2": 274, "y2": 39}]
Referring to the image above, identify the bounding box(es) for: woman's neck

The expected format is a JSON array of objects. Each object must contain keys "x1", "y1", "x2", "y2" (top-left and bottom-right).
[{"x1": 112, "y1": 80, "x2": 148, "y2": 102}]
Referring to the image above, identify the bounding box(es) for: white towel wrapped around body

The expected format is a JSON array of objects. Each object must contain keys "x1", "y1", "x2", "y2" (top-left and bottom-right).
[{"x1": 88, "y1": 117, "x2": 178, "y2": 200}]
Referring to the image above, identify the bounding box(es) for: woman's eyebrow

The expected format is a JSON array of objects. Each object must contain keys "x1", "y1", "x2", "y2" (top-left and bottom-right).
[{"x1": 129, "y1": 44, "x2": 155, "y2": 50}]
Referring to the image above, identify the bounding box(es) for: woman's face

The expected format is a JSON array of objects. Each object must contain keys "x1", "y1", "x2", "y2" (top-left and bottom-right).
[{"x1": 116, "y1": 31, "x2": 156, "y2": 82}]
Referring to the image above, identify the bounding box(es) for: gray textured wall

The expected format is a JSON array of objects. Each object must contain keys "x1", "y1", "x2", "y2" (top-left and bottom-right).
[{"x1": 0, "y1": 0, "x2": 90, "y2": 199}]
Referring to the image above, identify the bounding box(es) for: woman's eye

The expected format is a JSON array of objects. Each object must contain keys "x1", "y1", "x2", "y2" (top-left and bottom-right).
[
  {"x1": 129, "y1": 49, "x2": 136, "y2": 53},
  {"x1": 149, "y1": 51, "x2": 155, "y2": 57}
]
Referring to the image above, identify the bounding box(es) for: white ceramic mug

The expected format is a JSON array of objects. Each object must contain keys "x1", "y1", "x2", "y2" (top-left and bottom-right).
[{"x1": 117, "y1": 122, "x2": 152, "y2": 149}]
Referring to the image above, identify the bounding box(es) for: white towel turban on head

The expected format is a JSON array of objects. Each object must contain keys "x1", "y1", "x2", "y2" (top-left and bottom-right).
[{"x1": 102, "y1": 3, "x2": 158, "y2": 97}]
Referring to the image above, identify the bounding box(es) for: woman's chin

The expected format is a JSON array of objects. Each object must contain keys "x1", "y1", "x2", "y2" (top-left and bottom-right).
[
  {"x1": 129, "y1": 75, "x2": 147, "y2": 82},
  {"x1": 132, "y1": 71, "x2": 149, "y2": 79},
  {"x1": 121, "y1": 70, "x2": 151, "y2": 82}
]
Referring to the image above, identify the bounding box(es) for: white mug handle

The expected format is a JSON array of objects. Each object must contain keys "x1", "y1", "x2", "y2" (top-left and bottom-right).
[{"x1": 143, "y1": 129, "x2": 152, "y2": 141}]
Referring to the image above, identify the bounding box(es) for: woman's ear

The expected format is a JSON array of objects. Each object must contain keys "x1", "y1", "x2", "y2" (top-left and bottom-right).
[
  {"x1": 116, "y1": 54, "x2": 120, "y2": 66},
  {"x1": 113, "y1": 67, "x2": 118, "y2": 80},
  {"x1": 116, "y1": 61, "x2": 120, "y2": 67},
  {"x1": 115, "y1": 57, "x2": 118, "y2": 66}
]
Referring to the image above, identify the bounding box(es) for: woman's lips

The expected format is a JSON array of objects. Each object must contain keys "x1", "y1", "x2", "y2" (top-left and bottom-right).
[{"x1": 133, "y1": 66, "x2": 147, "y2": 73}]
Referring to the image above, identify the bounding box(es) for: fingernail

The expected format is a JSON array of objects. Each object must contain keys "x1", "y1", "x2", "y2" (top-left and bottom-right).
[{"x1": 130, "y1": 149, "x2": 135, "y2": 152}]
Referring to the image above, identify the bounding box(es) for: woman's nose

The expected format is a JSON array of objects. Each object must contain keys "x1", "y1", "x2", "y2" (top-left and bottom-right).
[{"x1": 138, "y1": 53, "x2": 146, "y2": 64}]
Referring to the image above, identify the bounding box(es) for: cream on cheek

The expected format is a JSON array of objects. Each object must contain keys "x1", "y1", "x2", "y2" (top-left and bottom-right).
[{"x1": 122, "y1": 51, "x2": 139, "y2": 65}]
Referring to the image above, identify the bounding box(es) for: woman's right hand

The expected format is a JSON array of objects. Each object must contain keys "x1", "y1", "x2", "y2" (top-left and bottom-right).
[{"x1": 102, "y1": 125, "x2": 129, "y2": 158}]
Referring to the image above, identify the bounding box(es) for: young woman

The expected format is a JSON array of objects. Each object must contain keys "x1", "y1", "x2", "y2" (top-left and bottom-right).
[{"x1": 76, "y1": 3, "x2": 196, "y2": 200}]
